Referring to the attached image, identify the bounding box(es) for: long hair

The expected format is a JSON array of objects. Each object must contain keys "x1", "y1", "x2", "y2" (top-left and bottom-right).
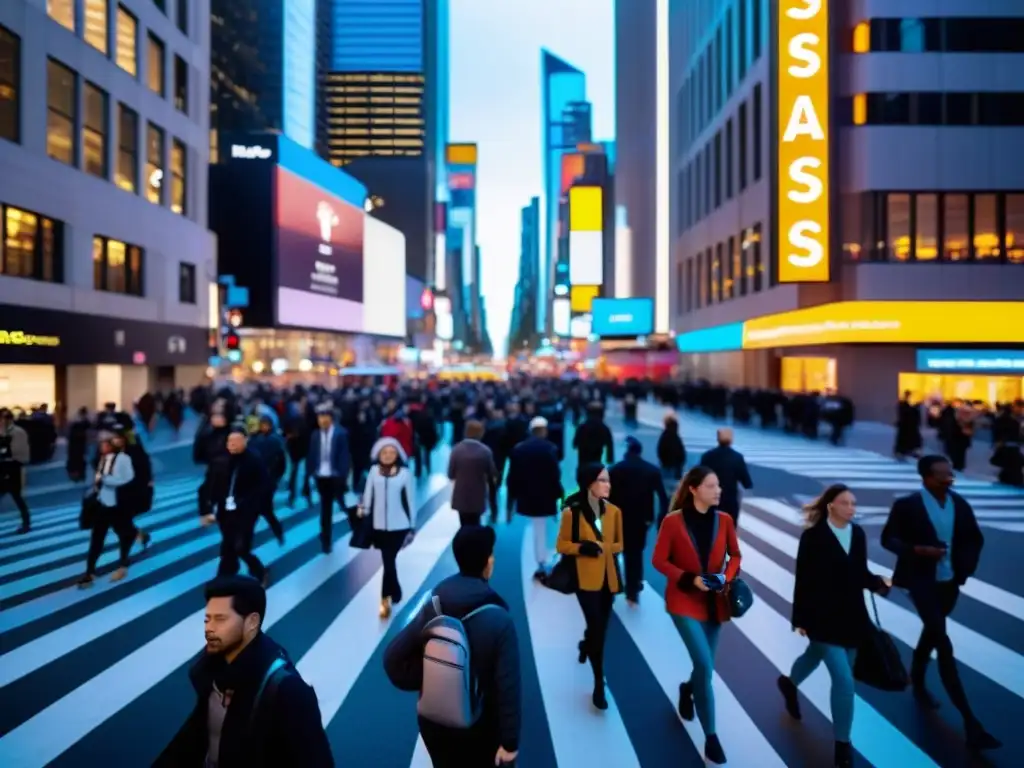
[
  {"x1": 802, "y1": 483, "x2": 851, "y2": 528},
  {"x1": 670, "y1": 465, "x2": 715, "y2": 513}
]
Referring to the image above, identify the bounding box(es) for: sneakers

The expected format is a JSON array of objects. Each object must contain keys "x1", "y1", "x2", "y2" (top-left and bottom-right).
[
  {"x1": 677, "y1": 681, "x2": 695, "y2": 721},
  {"x1": 591, "y1": 681, "x2": 608, "y2": 711},
  {"x1": 704, "y1": 734, "x2": 726, "y2": 764},
  {"x1": 76, "y1": 574, "x2": 95, "y2": 589},
  {"x1": 777, "y1": 675, "x2": 802, "y2": 719}
]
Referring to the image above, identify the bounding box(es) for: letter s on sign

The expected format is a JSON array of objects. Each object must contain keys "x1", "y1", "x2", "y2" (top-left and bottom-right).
[
  {"x1": 788, "y1": 158, "x2": 823, "y2": 204},
  {"x1": 787, "y1": 33, "x2": 821, "y2": 78},
  {"x1": 786, "y1": 0, "x2": 821, "y2": 21},
  {"x1": 788, "y1": 222, "x2": 825, "y2": 268}
]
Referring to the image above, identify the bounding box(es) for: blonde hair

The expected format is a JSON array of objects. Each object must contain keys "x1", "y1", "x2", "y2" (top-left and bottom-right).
[{"x1": 801, "y1": 483, "x2": 851, "y2": 528}]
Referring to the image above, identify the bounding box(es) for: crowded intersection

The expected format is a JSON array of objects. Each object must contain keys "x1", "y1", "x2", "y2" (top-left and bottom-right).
[{"x1": 0, "y1": 380, "x2": 1021, "y2": 768}]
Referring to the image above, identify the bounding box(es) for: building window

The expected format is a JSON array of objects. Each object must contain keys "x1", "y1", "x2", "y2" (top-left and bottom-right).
[
  {"x1": 1006, "y1": 194, "x2": 1024, "y2": 264},
  {"x1": 83, "y1": 82, "x2": 108, "y2": 179},
  {"x1": 973, "y1": 193, "x2": 999, "y2": 260},
  {"x1": 914, "y1": 193, "x2": 938, "y2": 261},
  {"x1": 115, "y1": 5, "x2": 138, "y2": 77},
  {"x1": 0, "y1": 26, "x2": 19, "y2": 144},
  {"x1": 146, "y1": 123, "x2": 164, "y2": 205},
  {"x1": 694, "y1": 154, "x2": 702, "y2": 220},
  {"x1": 116, "y1": 103, "x2": 138, "y2": 192},
  {"x1": 84, "y1": 0, "x2": 109, "y2": 55},
  {"x1": 713, "y1": 131, "x2": 722, "y2": 208},
  {"x1": 696, "y1": 255, "x2": 705, "y2": 309},
  {"x1": 46, "y1": 59, "x2": 76, "y2": 166},
  {"x1": 738, "y1": 0, "x2": 748, "y2": 80},
  {"x1": 713, "y1": 243, "x2": 723, "y2": 303},
  {"x1": 170, "y1": 138, "x2": 187, "y2": 215},
  {"x1": 725, "y1": 8, "x2": 734, "y2": 95},
  {"x1": 48, "y1": 0, "x2": 76, "y2": 32},
  {"x1": 93, "y1": 236, "x2": 144, "y2": 296},
  {"x1": 178, "y1": 261, "x2": 196, "y2": 303},
  {"x1": 851, "y1": 92, "x2": 1024, "y2": 126},
  {"x1": 1, "y1": 205, "x2": 64, "y2": 283},
  {"x1": 864, "y1": 18, "x2": 1024, "y2": 54},
  {"x1": 153, "y1": 0, "x2": 166, "y2": 11},
  {"x1": 714, "y1": 28, "x2": 722, "y2": 111},
  {"x1": 943, "y1": 194, "x2": 969, "y2": 261},
  {"x1": 744, "y1": 225, "x2": 763, "y2": 292},
  {"x1": 752, "y1": 84, "x2": 762, "y2": 181},
  {"x1": 704, "y1": 144, "x2": 712, "y2": 215},
  {"x1": 685, "y1": 258, "x2": 693, "y2": 313},
  {"x1": 705, "y1": 248, "x2": 715, "y2": 304},
  {"x1": 723, "y1": 237, "x2": 735, "y2": 299},
  {"x1": 886, "y1": 193, "x2": 911, "y2": 260},
  {"x1": 738, "y1": 101, "x2": 748, "y2": 191},
  {"x1": 731, "y1": 235, "x2": 742, "y2": 297},
  {"x1": 725, "y1": 118, "x2": 734, "y2": 200},
  {"x1": 147, "y1": 34, "x2": 165, "y2": 96},
  {"x1": 176, "y1": 0, "x2": 189, "y2": 35},
  {"x1": 173, "y1": 55, "x2": 188, "y2": 114}
]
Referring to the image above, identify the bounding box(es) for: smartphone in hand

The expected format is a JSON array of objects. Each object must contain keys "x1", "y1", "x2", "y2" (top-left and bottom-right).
[{"x1": 702, "y1": 574, "x2": 726, "y2": 592}]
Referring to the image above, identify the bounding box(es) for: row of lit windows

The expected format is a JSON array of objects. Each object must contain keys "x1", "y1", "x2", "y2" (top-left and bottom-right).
[
  {"x1": 0, "y1": 27, "x2": 16, "y2": 143},
  {"x1": 329, "y1": 149, "x2": 423, "y2": 162},
  {"x1": 327, "y1": 138, "x2": 424, "y2": 148},
  {"x1": 848, "y1": 92, "x2": 1024, "y2": 126},
  {"x1": 843, "y1": 191, "x2": 1024, "y2": 264},
  {"x1": 678, "y1": 84, "x2": 763, "y2": 235},
  {"x1": 326, "y1": 128, "x2": 424, "y2": 137},
  {"x1": 0, "y1": 204, "x2": 63, "y2": 284},
  {"x1": 325, "y1": 107, "x2": 421, "y2": 117},
  {"x1": 677, "y1": 224, "x2": 766, "y2": 315},
  {"x1": 325, "y1": 96, "x2": 423, "y2": 106},
  {"x1": 46, "y1": 58, "x2": 188, "y2": 214},
  {"x1": 46, "y1": 1, "x2": 190, "y2": 115},
  {"x1": 323, "y1": 86, "x2": 423, "y2": 96},
  {"x1": 325, "y1": 73, "x2": 424, "y2": 84},
  {"x1": 679, "y1": 0, "x2": 764, "y2": 155},
  {"x1": 851, "y1": 18, "x2": 1024, "y2": 54},
  {"x1": 326, "y1": 116, "x2": 423, "y2": 126},
  {"x1": 92, "y1": 235, "x2": 144, "y2": 296}
]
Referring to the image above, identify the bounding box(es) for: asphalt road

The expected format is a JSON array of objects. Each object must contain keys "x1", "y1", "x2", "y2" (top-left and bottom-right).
[{"x1": 0, "y1": 410, "x2": 1020, "y2": 767}]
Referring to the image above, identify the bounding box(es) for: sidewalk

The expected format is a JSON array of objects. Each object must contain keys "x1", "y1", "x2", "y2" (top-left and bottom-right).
[
  {"x1": 27, "y1": 410, "x2": 202, "y2": 475},
  {"x1": 634, "y1": 400, "x2": 999, "y2": 483}
]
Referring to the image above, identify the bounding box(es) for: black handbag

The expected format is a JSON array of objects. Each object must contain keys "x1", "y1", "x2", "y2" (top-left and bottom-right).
[
  {"x1": 728, "y1": 577, "x2": 754, "y2": 618},
  {"x1": 854, "y1": 593, "x2": 909, "y2": 691},
  {"x1": 349, "y1": 486, "x2": 373, "y2": 550},
  {"x1": 79, "y1": 493, "x2": 101, "y2": 531},
  {"x1": 544, "y1": 509, "x2": 580, "y2": 595}
]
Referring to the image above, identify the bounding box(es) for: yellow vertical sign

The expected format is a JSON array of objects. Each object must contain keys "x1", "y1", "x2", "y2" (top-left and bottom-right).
[
  {"x1": 569, "y1": 186, "x2": 603, "y2": 231},
  {"x1": 777, "y1": 0, "x2": 831, "y2": 283}
]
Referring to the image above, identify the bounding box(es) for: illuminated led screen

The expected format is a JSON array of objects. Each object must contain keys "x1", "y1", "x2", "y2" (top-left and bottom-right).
[
  {"x1": 552, "y1": 298, "x2": 571, "y2": 336},
  {"x1": 591, "y1": 297, "x2": 654, "y2": 337},
  {"x1": 363, "y1": 216, "x2": 407, "y2": 337},
  {"x1": 569, "y1": 231, "x2": 603, "y2": 285}
]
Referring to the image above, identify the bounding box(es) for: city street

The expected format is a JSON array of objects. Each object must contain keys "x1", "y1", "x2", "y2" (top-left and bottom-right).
[{"x1": 0, "y1": 411, "x2": 1021, "y2": 767}]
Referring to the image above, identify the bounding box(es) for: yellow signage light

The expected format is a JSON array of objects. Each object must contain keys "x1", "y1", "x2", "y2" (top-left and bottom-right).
[
  {"x1": 0, "y1": 330, "x2": 61, "y2": 346},
  {"x1": 570, "y1": 285, "x2": 600, "y2": 313},
  {"x1": 445, "y1": 143, "x2": 477, "y2": 166},
  {"x1": 777, "y1": 0, "x2": 831, "y2": 283},
  {"x1": 569, "y1": 186, "x2": 603, "y2": 232}
]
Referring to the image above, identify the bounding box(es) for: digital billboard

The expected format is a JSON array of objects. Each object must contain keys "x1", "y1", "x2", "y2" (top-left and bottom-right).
[
  {"x1": 916, "y1": 350, "x2": 1024, "y2": 373},
  {"x1": 560, "y1": 153, "x2": 585, "y2": 196},
  {"x1": 552, "y1": 298, "x2": 571, "y2": 337},
  {"x1": 275, "y1": 167, "x2": 365, "y2": 331},
  {"x1": 570, "y1": 314, "x2": 592, "y2": 339},
  {"x1": 777, "y1": 0, "x2": 831, "y2": 283},
  {"x1": 363, "y1": 216, "x2": 407, "y2": 338},
  {"x1": 569, "y1": 231, "x2": 603, "y2": 285},
  {"x1": 283, "y1": 0, "x2": 316, "y2": 150},
  {"x1": 434, "y1": 296, "x2": 453, "y2": 340},
  {"x1": 592, "y1": 298, "x2": 654, "y2": 338},
  {"x1": 570, "y1": 285, "x2": 599, "y2": 313}
]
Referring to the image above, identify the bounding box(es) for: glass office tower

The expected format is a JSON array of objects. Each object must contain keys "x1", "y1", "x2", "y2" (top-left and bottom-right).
[{"x1": 541, "y1": 50, "x2": 588, "y2": 335}]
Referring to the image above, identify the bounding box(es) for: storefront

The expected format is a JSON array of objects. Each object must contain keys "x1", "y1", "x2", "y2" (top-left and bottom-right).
[
  {"x1": 0, "y1": 306, "x2": 210, "y2": 417},
  {"x1": 676, "y1": 301, "x2": 1024, "y2": 421}
]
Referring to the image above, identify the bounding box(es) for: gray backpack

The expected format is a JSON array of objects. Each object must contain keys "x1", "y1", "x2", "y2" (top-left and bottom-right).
[{"x1": 417, "y1": 595, "x2": 502, "y2": 728}]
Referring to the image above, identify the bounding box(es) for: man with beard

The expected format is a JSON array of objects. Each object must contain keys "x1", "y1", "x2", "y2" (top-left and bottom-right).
[
  {"x1": 156, "y1": 576, "x2": 333, "y2": 767},
  {"x1": 201, "y1": 426, "x2": 272, "y2": 587}
]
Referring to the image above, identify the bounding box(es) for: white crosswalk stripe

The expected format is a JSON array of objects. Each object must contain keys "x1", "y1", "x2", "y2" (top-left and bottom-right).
[{"x1": 0, "y1": 465, "x2": 1019, "y2": 767}]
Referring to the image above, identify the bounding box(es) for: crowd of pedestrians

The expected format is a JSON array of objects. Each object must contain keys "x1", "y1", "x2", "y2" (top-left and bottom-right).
[{"x1": 3, "y1": 375, "x2": 1008, "y2": 767}]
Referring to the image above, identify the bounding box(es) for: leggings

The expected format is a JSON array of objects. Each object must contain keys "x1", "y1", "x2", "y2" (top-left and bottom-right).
[
  {"x1": 673, "y1": 615, "x2": 722, "y2": 735},
  {"x1": 373, "y1": 529, "x2": 408, "y2": 602},
  {"x1": 577, "y1": 586, "x2": 615, "y2": 684},
  {"x1": 790, "y1": 641, "x2": 856, "y2": 742}
]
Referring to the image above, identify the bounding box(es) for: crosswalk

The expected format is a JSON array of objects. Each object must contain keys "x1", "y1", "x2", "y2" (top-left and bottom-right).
[
  {"x1": 0, "y1": 463, "x2": 1021, "y2": 766},
  {"x1": 634, "y1": 401, "x2": 1024, "y2": 534}
]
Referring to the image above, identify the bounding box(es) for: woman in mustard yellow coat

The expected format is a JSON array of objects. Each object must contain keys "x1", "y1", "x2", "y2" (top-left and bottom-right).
[{"x1": 555, "y1": 462, "x2": 624, "y2": 710}]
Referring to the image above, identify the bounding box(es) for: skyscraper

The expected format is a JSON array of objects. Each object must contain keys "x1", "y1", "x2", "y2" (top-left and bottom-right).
[
  {"x1": 509, "y1": 197, "x2": 541, "y2": 350},
  {"x1": 210, "y1": 0, "x2": 323, "y2": 160},
  {"x1": 540, "y1": 50, "x2": 589, "y2": 336}
]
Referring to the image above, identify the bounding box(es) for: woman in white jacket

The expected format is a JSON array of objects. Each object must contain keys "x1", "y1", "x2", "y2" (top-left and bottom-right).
[{"x1": 360, "y1": 437, "x2": 416, "y2": 618}]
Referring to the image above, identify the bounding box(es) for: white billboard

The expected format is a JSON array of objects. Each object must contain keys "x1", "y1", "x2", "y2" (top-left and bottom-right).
[
  {"x1": 552, "y1": 298, "x2": 571, "y2": 336},
  {"x1": 362, "y1": 216, "x2": 407, "y2": 338},
  {"x1": 434, "y1": 296, "x2": 453, "y2": 341},
  {"x1": 570, "y1": 314, "x2": 592, "y2": 339},
  {"x1": 569, "y1": 230, "x2": 603, "y2": 285}
]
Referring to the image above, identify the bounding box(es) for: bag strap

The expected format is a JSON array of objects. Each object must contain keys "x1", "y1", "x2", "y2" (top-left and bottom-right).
[
  {"x1": 868, "y1": 592, "x2": 883, "y2": 628},
  {"x1": 249, "y1": 657, "x2": 288, "y2": 730},
  {"x1": 461, "y1": 604, "x2": 503, "y2": 621},
  {"x1": 571, "y1": 507, "x2": 580, "y2": 543}
]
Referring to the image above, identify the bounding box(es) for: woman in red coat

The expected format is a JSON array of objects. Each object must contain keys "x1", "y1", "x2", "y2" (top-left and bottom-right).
[{"x1": 652, "y1": 465, "x2": 742, "y2": 766}]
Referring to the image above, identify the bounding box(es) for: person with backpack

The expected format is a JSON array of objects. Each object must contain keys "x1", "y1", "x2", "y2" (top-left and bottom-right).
[
  {"x1": 383, "y1": 525, "x2": 521, "y2": 767},
  {"x1": 155, "y1": 575, "x2": 334, "y2": 767}
]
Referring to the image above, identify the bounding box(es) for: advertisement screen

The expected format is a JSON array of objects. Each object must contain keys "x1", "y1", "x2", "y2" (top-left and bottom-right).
[
  {"x1": 916, "y1": 349, "x2": 1024, "y2": 373},
  {"x1": 570, "y1": 285, "x2": 599, "y2": 313},
  {"x1": 592, "y1": 297, "x2": 654, "y2": 337},
  {"x1": 552, "y1": 298, "x2": 571, "y2": 336},
  {"x1": 406, "y1": 275, "x2": 426, "y2": 320},
  {"x1": 363, "y1": 217, "x2": 407, "y2": 338},
  {"x1": 275, "y1": 167, "x2": 365, "y2": 331},
  {"x1": 777, "y1": 0, "x2": 831, "y2": 283},
  {"x1": 570, "y1": 314, "x2": 592, "y2": 339},
  {"x1": 434, "y1": 297, "x2": 453, "y2": 340},
  {"x1": 569, "y1": 231, "x2": 603, "y2": 285}
]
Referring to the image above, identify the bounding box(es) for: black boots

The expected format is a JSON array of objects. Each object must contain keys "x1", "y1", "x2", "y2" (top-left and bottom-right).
[
  {"x1": 677, "y1": 681, "x2": 695, "y2": 721},
  {"x1": 834, "y1": 741, "x2": 852, "y2": 767},
  {"x1": 777, "y1": 675, "x2": 802, "y2": 720}
]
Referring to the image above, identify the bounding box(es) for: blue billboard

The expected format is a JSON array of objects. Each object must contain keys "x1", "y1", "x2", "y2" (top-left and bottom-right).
[
  {"x1": 592, "y1": 298, "x2": 654, "y2": 337},
  {"x1": 916, "y1": 349, "x2": 1024, "y2": 373},
  {"x1": 676, "y1": 322, "x2": 745, "y2": 353}
]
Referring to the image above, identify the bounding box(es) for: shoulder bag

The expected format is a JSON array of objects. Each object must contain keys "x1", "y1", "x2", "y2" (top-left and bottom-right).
[
  {"x1": 349, "y1": 481, "x2": 374, "y2": 550},
  {"x1": 544, "y1": 508, "x2": 580, "y2": 595},
  {"x1": 854, "y1": 593, "x2": 909, "y2": 691}
]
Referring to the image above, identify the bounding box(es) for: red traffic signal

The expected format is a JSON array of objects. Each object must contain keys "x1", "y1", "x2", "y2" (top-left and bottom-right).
[{"x1": 225, "y1": 332, "x2": 240, "y2": 350}]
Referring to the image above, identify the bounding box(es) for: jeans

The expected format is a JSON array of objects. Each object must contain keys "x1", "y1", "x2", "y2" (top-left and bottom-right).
[
  {"x1": 790, "y1": 641, "x2": 857, "y2": 742},
  {"x1": 531, "y1": 518, "x2": 549, "y2": 566},
  {"x1": 673, "y1": 615, "x2": 722, "y2": 735},
  {"x1": 373, "y1": 529, "x2": 407, "y2": 601}
]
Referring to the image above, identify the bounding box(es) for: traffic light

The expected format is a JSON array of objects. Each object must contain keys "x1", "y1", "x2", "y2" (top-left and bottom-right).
[{"x1": 225, "y1": 331, "x2": 240, "y2": 351}]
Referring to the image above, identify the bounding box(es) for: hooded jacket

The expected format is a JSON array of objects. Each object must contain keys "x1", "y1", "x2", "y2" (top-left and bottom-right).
[
  {"x1": 362, "y1": 437, "x2": 416, "y2": 531},
  {"x1": 383, "y1": 574, "x2": 521, "y2": 753}
]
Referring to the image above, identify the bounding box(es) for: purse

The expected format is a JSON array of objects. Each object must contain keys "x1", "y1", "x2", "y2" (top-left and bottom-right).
[
  {"x1": 727, "y1": 577, "x2": 754, "y2": 618},
  {"x1": 79, "y1": 492, "x2": 101, "y2": 531},
  {"x1": 349, "y1": 486, "x2": 373, "y2": 550},
  {"x1": 854, "y1": 593, "x2": 909, "y2": 691},
  {"x1": 544, "y1": 509, "x2": 580, "y2": 595}
]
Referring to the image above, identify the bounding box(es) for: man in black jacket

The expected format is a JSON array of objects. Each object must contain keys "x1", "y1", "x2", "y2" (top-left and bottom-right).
[
  {"x1": 609, "y1": 437, "x2": 669, "y2": 603},
  {"x1": 699, "y1": 428, "x2": 753, "y2": 523},
  {"x1": 572, "y1": 402, "x2": 614, "y2": 466},
  {"x1": 881, "y1": 455, "x2": 1000, "y2": 752},
  {"x1": 384, "y1": 525, "x2": 520, "y2": 767},
  {"x1": 156, "y1": 576, "x2": 334, "y2": 767}
]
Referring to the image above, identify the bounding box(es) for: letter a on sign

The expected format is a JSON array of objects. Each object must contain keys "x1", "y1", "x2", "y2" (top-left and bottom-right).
[{"x1": 776, "y1": 0, "x2": 831, "y2": 283}]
